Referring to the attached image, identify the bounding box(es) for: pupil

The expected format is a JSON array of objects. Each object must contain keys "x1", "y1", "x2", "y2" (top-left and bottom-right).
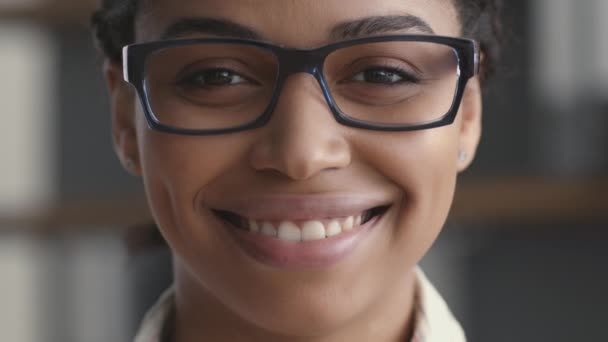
[
  {"x1": 202, "y1": 70, "x2": 233, "y2": 85},
  {"x1": 366, "y1": 70, "x2": 399, "y2": 83}
]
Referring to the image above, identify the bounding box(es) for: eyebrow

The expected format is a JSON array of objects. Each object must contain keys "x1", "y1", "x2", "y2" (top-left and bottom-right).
[
  {"x1": 160, "y1": 14, "x2": 435, "y2": 42},
  {"x1": 160, "y1": 17, "x2": 263, "y2": 40},
  {"x1": 330, "y1": 15, "x2": 435, "y2": 40}
]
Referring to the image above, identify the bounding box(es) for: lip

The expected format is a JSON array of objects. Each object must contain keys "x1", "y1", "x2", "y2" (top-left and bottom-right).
[
  {"x1": 209, "y1": 196, "x2": 392, "y2": 269},
  {"x1": 210, "y1": 194, "x2": 392, "y2": 221}
]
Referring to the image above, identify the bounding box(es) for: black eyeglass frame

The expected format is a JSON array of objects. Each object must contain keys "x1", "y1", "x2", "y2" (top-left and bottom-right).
[{"x1": 122, "y1": 35, "x2": 480, "y2": 135}]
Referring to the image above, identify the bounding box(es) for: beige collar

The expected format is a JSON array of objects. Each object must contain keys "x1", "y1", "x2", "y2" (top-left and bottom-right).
[
  {"x1": 411, "y1": 268, "x2": 466, "y2": 342},
  {"x1": 134, "y1": 267, "x2": 466, "y2": 342}
]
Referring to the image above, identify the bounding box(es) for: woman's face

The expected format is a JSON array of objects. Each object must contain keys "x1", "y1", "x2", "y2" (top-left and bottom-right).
[{"x1": 108, "y1": 0, "x2": 481, "y2": 338}]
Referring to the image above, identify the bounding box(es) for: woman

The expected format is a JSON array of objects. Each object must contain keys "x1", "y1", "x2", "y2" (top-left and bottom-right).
[{"x1": 92, "y1": 0, "x2": 502, "y2": 341}]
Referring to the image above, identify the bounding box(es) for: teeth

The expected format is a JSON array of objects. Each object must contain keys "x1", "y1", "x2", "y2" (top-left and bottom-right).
[
  {"x1": 261, "y1": 222, "x2": 277, "y2": 237},
  {"x1": 342, "y1": 216, "x2": 354, "y2": 231},
  {"x1": 326, "y1": 220, "x2": 342, "y2": 237},
  {"x1": 241, "y1": 209, "x2": 381, "y2": 242},
  {"x1": 277, "y1": 222, "x2": 301, "y2": 241},
  {"x1": 301, "y1": 221, "x2": 326, "y2": 241},
  {"x1": 249, "y1": 220, "x2": 260, "y2": 233}
]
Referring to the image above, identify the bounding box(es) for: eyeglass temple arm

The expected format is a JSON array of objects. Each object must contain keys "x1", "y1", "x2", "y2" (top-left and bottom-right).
[
  {"x1": 120, "y1": 39, "x2": 481, "y2": 82},
  {"x1": 473, "y1": 41, "x2": 481, "y2": 76},
  {"x1": 122, "y1": 46, "x2": 131, "y2": 82}
]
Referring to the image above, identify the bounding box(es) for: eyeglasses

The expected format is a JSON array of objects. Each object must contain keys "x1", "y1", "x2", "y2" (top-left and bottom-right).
[{"x1": 122, "y1": 35, "x2": 479, "y2": 135}]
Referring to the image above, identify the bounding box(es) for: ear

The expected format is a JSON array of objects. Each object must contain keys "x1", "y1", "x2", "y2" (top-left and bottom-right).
[
  {"x1": 456, "y1": 76, "x2": 483, "y2": 172},
  {"x1": 104, "y1": 60, "x2": 142, "y2": 176}
]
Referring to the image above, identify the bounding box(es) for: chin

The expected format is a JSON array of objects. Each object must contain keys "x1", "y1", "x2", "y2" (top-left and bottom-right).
[{"x1": 238, "y1": 292, "x2": 366, "y2": 338}]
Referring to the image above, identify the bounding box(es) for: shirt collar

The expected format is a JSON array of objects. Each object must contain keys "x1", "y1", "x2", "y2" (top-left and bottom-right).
[
  {"x1": 411, "y1": 268, "x2": 467, "y2": 342},
  {"x1": 133, "y1": 285, "x2": 175, "y2": 342},
  {"x1": 134, "y1": 267, "x2": 465, "y2": 342}
]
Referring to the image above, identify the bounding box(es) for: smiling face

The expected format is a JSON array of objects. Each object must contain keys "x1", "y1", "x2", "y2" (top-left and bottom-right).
[{"x1": 106, "y1": 0, "x2": 482, "y2": 340}]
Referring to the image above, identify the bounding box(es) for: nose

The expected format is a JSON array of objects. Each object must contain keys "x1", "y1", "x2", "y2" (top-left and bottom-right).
[{"x1": 249, "y1": 74, "x2": 351, "y2": 180}]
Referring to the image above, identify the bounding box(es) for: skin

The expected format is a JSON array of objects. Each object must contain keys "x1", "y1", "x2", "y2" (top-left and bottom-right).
[{"x1": 104, "y1": 0, "x2": 482, "y2": 341}]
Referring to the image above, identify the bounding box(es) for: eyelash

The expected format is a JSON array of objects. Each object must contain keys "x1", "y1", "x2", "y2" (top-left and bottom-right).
[
  {"x1": 177, "y1": 68, "x2": 254, "y2": 88},
  {"x1": 172, "y1": 61, "x2": 422, "y2": 90},
  {"x1": 354, "y1": 66, "x2": 421, "y2": 84}
]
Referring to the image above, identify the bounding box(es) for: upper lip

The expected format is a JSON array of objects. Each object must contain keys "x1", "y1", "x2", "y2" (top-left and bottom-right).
[{"x1": 208, "y1": 194, "x2": 394, "y2": 221}]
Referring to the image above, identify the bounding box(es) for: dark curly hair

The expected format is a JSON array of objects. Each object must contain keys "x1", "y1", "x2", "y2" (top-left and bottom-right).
[{"x1": 92, "y1": 0, "x2": 503, "y2": 80}]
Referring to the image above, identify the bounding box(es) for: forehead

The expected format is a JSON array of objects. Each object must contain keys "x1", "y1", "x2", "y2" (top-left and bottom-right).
[{"x1": 136, "y1": 0, "x2": 460, "y2": 46}]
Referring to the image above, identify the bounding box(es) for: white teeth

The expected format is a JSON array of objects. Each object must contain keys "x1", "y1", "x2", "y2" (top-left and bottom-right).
[
  {"x1": 244, "y1": 209, "x2": 380, "y2": 241},
  {"x1": 342, "y1": 216, "x2": 354, "y2": 231},
  {"x1": 301, "y1": 221, "x2": 326, "y2": 241},
  {"x1": 261, "y1": 222, "x2": 277, "y2": 237},
  {"x1": 277, "y1": 222, "x2": 301, "y2": 241},
  {"x1": 326, "y1": 220, "x2": 342, "y2": 237},
  {"x1": 249, "y1": 220, "x2": 260, "y2": 233}
]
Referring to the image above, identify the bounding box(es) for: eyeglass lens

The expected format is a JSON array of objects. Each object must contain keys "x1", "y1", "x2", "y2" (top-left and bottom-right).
[{"x1": 143, "y1": 41, "x2": 459, "y2": 130}]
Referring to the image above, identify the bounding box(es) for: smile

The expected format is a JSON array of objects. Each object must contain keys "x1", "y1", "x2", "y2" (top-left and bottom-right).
[
  {"x1": 207, "y1": 195, "x2": 394, "y2": 268},
  {"x1": 213, "y1": 206, "x2": 390, "y2": 242}
]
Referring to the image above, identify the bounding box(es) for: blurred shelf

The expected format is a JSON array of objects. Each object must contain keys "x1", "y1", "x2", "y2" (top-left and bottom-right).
[
  {"x1": 1, "y1": 178, "x2": 607, "y2": 232},
  {"x1": 0, "y1": 196, "x2": 151, "y2": 231},
  {"x1": 0, "y1": 1, "x2": 97, "y2": 27},
  {"x1": 450, "y1": 177, "x2": 608, "y2": 223}
]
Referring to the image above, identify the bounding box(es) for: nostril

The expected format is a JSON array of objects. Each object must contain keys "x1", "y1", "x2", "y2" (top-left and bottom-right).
[{"x1": 247, "y1": 73, "x2": 352, "y2": 180}]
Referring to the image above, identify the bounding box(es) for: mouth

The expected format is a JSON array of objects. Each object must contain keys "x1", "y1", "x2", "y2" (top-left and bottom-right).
[{"x1": 211, "y1": 205, "x2": 391, "y2": 243}]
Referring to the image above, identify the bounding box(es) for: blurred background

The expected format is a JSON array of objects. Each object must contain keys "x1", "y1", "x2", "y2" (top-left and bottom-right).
[{"x1": 1, "y1": 0, "x2": 607, "y2": 341}]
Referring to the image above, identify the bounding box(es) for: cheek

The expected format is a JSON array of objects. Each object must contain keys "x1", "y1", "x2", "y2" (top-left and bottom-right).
[
  {"x1": 359, "y1": 126, "x2": 459, "y2": 198},
  {"x1": 135, "y1": 120, "x2": 251, "y2": 250},
  {"x1": 355, "y1": 126, "x2": 460, "y2": 254}
]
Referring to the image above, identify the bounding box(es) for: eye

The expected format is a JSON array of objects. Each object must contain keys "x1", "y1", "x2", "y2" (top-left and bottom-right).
[
  {"x1": 350, "y1": 67, "x2": 420, "y2": 85},
  {"x1": 178, "y1": 68, "x2": 251, "y2": 88}
]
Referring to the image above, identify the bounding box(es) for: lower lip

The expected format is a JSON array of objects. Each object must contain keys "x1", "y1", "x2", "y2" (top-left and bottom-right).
[{"x1": 218, "y1": 211, "x2": 386, "y2": 269}]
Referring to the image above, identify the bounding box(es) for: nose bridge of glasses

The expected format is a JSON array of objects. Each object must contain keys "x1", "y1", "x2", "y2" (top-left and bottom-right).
[{"x1": 278, "y1": 49, "x2": 325, "y2": 77}]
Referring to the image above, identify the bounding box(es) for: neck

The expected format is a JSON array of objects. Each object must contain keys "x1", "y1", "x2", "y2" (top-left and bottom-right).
[{"x1": 170, "y1": 263, "x2": 418, "y2": 342}]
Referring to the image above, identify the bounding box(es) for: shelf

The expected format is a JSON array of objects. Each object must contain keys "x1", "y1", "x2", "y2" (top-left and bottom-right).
[
  {"x1": 0, "y1": 1, "x2": 97, "y2": 27},
  {"x1": 450, "y1": 177, "x2": 608, "y2": 223},
  {"x1": 0, "y1": 196, "x2": 150, "y2": 230},
  {"x1": 1, "y1": 178, "x2": 607, "y2": 232}
]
